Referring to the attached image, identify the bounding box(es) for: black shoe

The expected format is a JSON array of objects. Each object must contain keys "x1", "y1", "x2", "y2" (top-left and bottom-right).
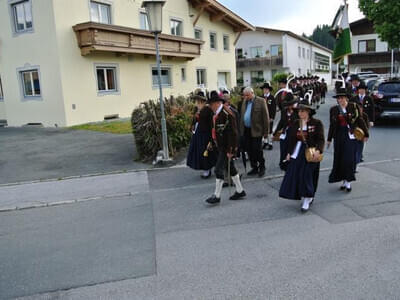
[
  {"x1": 247, "y1": 168, "x2": 258, "y2": 176},
  {"x1": 205, "y1": 195, "x2": 221, "y2": 205},
  {"x1": 340, "y1": 186, "x2": 346, "y2": 191},
  {"x1": 262, "y1": 143, "x2": 268, "y2": 150},
  {"x1": 229, "y1": 190, "x2": 246, "y2": 200},
  {"x1": 258, "y1": 167, "x2": 265, "y2": 177},
  {"x1": 360, "y1": 158, "x2": 364, "y2": 163},
  {"x1": 266, "y1": 144, "x2": 273, "y2": 150},
  {"x1": 346, "y1": 187, "x2": 352, "y2": 193}
]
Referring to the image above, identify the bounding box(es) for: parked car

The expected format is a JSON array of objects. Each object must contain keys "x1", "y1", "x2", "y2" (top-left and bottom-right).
[{"x1": 372, "y1": 79, "x2": 400, "y2": 119}]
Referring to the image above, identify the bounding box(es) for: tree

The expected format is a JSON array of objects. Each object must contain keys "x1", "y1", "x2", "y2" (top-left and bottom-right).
[
  {"x1": 359, "y1": 0, "x2": 400, "y2": 49},
  {"x1": 306, "y1": 25, "x2": 336, "y2": 50}
]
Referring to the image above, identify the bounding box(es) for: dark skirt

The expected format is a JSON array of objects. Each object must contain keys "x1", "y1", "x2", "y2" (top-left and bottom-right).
[
  {"x1": 329, "y1": 126, "x2": 357, "y2": 183},
  {"x1": 186, "y1": 130, "x2": 216, "y2": 170},
  {"x1": 279, "y1": 144, "x2": 320, "y2": 200},
  {"x1": 279, "y1": 127, "x2": 292, "y2": 171}
]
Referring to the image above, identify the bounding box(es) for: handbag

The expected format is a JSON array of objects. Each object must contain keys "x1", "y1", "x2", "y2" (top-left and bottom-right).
[
  {"x1": 299, "y1": 121, "x2": 323, "y2": 163},
  {"x1": 354, "y1": 127, "x2": 365, "y2": 141}
]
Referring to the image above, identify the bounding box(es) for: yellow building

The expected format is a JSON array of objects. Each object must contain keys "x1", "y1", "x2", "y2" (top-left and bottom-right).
[{"x1": 0, "y1": 0, "x2": 253, "y2": 127}]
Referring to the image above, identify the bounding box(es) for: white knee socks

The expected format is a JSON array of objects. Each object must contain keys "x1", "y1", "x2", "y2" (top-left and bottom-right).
[
  {"x1": 231, "y1": 174, "x2": 244, "y2": 193},
  {"x1": 214, "y1": 179, "x2": 224, "y2": 198},
  {"x1": 343, "y1": 180, "x2": 351, "y2": 189}
]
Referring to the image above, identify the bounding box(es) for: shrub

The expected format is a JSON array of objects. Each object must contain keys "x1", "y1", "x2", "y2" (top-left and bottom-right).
[{"x1": 131, "y1": 96, "x2": 194, "y2": 161}]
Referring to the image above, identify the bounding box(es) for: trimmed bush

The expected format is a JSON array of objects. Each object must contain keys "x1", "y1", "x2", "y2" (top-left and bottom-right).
[{"x1": 131, "y1": 96, "x2": 194, "y2": 162}]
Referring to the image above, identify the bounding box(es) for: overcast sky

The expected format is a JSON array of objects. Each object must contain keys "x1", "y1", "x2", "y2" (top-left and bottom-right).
[{"x1": 218, "y1": 0, "x2": 365, "y2": 36}]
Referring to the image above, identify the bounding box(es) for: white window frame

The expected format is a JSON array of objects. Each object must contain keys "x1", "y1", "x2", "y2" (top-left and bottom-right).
[
  {"x1": 151, "y1": 66, "x2": 172, "y2": 88},
  {"x1": 0, "y1": 76, "x2": 4, "y2": 101},
  {"x1": 170, "y1": 18, "x2": 183, "y2": 36},
  {"x1": 250, "y1": 46, "x2": 263, "y2": 58},
  {"x1": 209, "y1": 31, "x2": 217, "y2": 50},
  {"x1": 89, "y1": 0, "x2": 112, "y2": 24},
  {"x1": 194, "y1": 27, "x2": 202, "y2": 40},
  {"x1": 94, "y1": 63, "x2": 120, "y2": 95},
  {"x1": 16, "y1": 65, "x2": 43, "y2": 101},
  {"x1": 196, "y1": 68, "x2": 207, "y2": 87},
  {"x1": 139, "y1": 9, "x2": 149, "y2": 30},
  {"x1": 9, "y1": 0, "x2": 34, "y2": 36},
  {"x1": 223, "y1": 34, "x2": 230, "y2": 52}
]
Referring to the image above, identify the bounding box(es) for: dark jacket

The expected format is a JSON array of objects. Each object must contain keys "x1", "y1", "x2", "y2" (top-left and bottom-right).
[
  {"x1": 240, "y1": 96, "x2": 270, "y2": 138},
  {"x1": 264, "y1": 93, "x2": 277, "y2": 120},
  {"x1": 197, "y1": 106, "x2": 214, "y2": 133},
  {"x1": 273, "y1": 108, "x2": 299, "y2": 135},
  {"x1": 350, "y1": 94, "x2": 375, "y2": 123},
  {"x1": 287, "y1": 118, "x2": 325, "y2": 155},
  {"x1": 327, "y1": 102, "x2": 370, "y2": 142},
  {"x1": 214, "y1": 107, "x2": 238, "y2": 154}
]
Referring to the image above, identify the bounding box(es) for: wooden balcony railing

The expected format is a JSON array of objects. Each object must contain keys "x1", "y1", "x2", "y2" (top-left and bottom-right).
[
  {"x1": 236, "y1": 56, "x2": 283, "y2": 69},
  {"x1": 349, "y1": 51, "x2": 399, "y2": 65},
  {"x1": 73, "y1": 22, "x2": 204, "y2": 60}
]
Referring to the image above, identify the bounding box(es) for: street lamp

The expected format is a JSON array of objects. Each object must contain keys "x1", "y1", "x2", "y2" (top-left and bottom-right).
[{"x1": 141, "y1": 0, "x2": 170, "y2": 161}]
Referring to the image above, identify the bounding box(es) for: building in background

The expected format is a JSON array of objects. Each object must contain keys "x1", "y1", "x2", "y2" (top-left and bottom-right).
[
  {"x1": 349, "y1": 18, "x2": 399, "y2": 75},
  {"x1": 236, "y1": 27, "x2": 333, "y2": 86},
  {"x1": 0, "y1": 0, "x2": 253, "y2": 127}
]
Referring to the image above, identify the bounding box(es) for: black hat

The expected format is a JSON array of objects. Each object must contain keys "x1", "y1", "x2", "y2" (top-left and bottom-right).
[
  {"x1": 350, "y1": 74, "x2": 360, "y2": 81},
  {"x1": 356, "y1": 82, "x2": 368, "y2": 90},
  {"x1": 278, "y1": 78, "x2": 288, "y2": 84},
  {"x1": 208, "y1": 90, "x2": 224, "y2": 104},
  {"x1": 283, "y1": 93, "x2": 297, "y2": 107},
  {"x1": 261, "y1": 82, "x2": 273, "y2": 91},
  {"x1": 192, "y1": 89, "x2": 207, "y2": 101},
  {"x1": 297, "y1": 92, "x2": 316, "y2": 115},
  {"x1": 333, "y1": 87, "x2": 350, "y2": 98}
]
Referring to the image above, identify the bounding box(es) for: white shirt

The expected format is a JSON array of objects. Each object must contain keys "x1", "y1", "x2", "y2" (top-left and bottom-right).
[
  {"x1": 340, "y1": 107, "x2": 355, "y2": 140},
  {"x1": 291, "y1": 123, "x2": 307, "y2": 159},
  {"x1": 215, "y1": 104, "x2": 223, "y2": 116}
]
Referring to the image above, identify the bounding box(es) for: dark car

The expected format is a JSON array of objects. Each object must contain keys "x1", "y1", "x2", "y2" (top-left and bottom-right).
[{"x1": 372, "y1": 80, "x2": 400, "y2": 119}]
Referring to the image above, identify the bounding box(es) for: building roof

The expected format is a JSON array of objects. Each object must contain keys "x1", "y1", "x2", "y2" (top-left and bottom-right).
[
  {"x1": 188, "y1": 0, "x2": 255, "y2": 32},
  {"x1": 349, "y1": 18, "x2": 375, "y2": 35},
  {"x1": 256, "y1": 26, "x2": 333, "y2": 54}
]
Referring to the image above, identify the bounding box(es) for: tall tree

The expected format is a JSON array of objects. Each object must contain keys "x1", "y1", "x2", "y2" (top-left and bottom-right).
[
  {"x1": 359, "y1": 0, "x2": 400, "y2": 49},
  {"x1": 307, "y1": 25, "x2": 336, "y2": 50}
]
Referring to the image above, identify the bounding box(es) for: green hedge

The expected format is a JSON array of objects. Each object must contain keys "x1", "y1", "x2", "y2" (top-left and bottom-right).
[{"x1": 131, "y1": 96, "x2": 194, "y2": 162}]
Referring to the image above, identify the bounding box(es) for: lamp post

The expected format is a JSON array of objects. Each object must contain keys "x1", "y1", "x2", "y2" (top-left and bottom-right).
[{"x1": 142, "y1": 0, "x2": 170, "y2": 161}]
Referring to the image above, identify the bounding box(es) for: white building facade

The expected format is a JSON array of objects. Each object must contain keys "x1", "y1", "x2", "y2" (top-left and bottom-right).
[
  {"x1": 0, "y1": 0, "x2": 253, "y2": 127},
  {"x1": 349, "y1": 18, "x2": 399, "y2": 74},
  {"x1": 236, "y1": 27, "x2": 333, "y2": 87}
]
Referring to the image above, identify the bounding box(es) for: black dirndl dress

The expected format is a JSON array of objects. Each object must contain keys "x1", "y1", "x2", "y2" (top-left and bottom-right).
[
  {"x1": 186, "y1": 125, "x2": 216, "y2": 171},
  {"x1": 279, "y1": 143, "x2": 320, "y2": 200},
  {"x1": 328, "y1": 125, "x2": 357, "y2": 183}
]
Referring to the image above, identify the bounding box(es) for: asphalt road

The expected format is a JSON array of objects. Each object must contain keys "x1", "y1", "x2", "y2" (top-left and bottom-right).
[{"x1": 1, "y1": 93, "x2": 400, "y2": 299}]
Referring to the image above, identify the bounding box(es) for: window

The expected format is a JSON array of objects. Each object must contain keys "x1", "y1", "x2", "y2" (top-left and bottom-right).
[
  {"x1": 298, "y1": 46, "x2": 301, "y2": 58},
  {"x1": 96, "y1": 66, "x2": 117, "y2": 92},
  {"x1": 270, "y1": 45, "x2": 282, "y2": 57},
  {"x1": 196, "y1": 69, "x2": 206, "y2": 86},
  {"x1": 194, "y1": 28, "x2": 202, "y2": 40},
  {"x1": 250, "y1": 70, "x2": 264, "y2": 84},
  {"x1": 302, "y1": 48, "x2": 305, "y2": 58},
  {"x1": 223, "y1": 35, "x2": 229, "y2": 51},
  {"x1": 307, "y1": 49, "x2": 310, "y2": 59},
  {"x1": 90, "y1": 1, "x2": 111, "y2": 24},
  {"x1": 209, "y1": 32, "x2": 217, "y2": 50},
  {"x1": 314, "y1": 52, "x2": 330, "y2": 72},
  {"x1": 139, "y1": 11, "x2": 149, "y2": 30},
  {"x1": 236, "y1": 71, "x2": 244, "y2": 85},
  {"x1": 358, "y1": 39, "x2": 376, "y2": 53},
  {"x1": 236, "y1": 48, "x2": 244, "y2": 59},
  {"x1": 11, "y1": 0, "x2": 33, "y2": 33},
  {"x1": 20, "y1": 69, "x2": 41, "y2": 97},
  {"x1": 152, "y1": 67, "x2": 172, "y2": 87},
  {"x1": 170, "y1": 19, "x2": 182, "y2": 36},
  {"x1": 181, "y1": 67, "x2": 186, "y2": 82},
  {"x1": 0, "y1": 76, "x2": 3, "y2": 100},
  {"x1": 250, "y1": 46, "x2": 263, "y2": 58}
]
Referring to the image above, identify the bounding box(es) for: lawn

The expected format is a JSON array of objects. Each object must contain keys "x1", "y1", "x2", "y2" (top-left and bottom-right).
[{"x1": 70, "y1": 120, "x2": 132, "y2": 134}]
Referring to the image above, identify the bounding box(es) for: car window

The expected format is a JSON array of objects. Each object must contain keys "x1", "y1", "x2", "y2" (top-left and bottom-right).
[{"x1": 378, "y1": 83, "x2": 400, "y2": 93}]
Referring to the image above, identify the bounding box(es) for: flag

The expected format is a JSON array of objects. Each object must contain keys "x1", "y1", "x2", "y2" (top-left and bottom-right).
[{"x1": 331, "y1": 4, "x2": 352, "y2": 64}]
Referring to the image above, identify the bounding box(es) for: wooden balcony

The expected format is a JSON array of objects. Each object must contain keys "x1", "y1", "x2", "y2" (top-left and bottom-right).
[
  {"x1": 73, "y1": 22, "x2": 204, "y2": 60},
  {"x1": 349, "y1": 51, "x2": 399, "y2": 65},
  {"x1": 236, "y1": 56, "x2": 283, "y2": 69}
]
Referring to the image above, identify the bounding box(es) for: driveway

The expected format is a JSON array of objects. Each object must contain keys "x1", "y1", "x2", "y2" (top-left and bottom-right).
[{"x1": 0, "y1": 127, "x2": 149, "y2": 184}]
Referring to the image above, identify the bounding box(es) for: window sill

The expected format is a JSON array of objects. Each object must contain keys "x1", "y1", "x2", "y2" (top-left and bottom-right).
[
  {"x1": 21, "y1": 96, "x2": 42, "y2": 101},
  {"x1": 152, "y1": 85, "x2": 172, "y2": 89},
  {"x1": 97, "y1": 90, "x2": 120, "y2": 96},
  {"x1": 13, "y1": 28, "x2": 34, "y2": 37}
]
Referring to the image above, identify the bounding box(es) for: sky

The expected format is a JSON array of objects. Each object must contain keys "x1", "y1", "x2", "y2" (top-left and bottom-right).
[{"x1": 218, "y1": 0, "x2": 365, "y2": 36}]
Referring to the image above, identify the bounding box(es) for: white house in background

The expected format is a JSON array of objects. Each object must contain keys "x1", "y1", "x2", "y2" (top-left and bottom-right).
[
  {"x1": 235, "y1": 27, "x2": 333, "y2": 86},
  {"x1": 349, "y1": 18, "x2": 399, "y2": 74}
]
